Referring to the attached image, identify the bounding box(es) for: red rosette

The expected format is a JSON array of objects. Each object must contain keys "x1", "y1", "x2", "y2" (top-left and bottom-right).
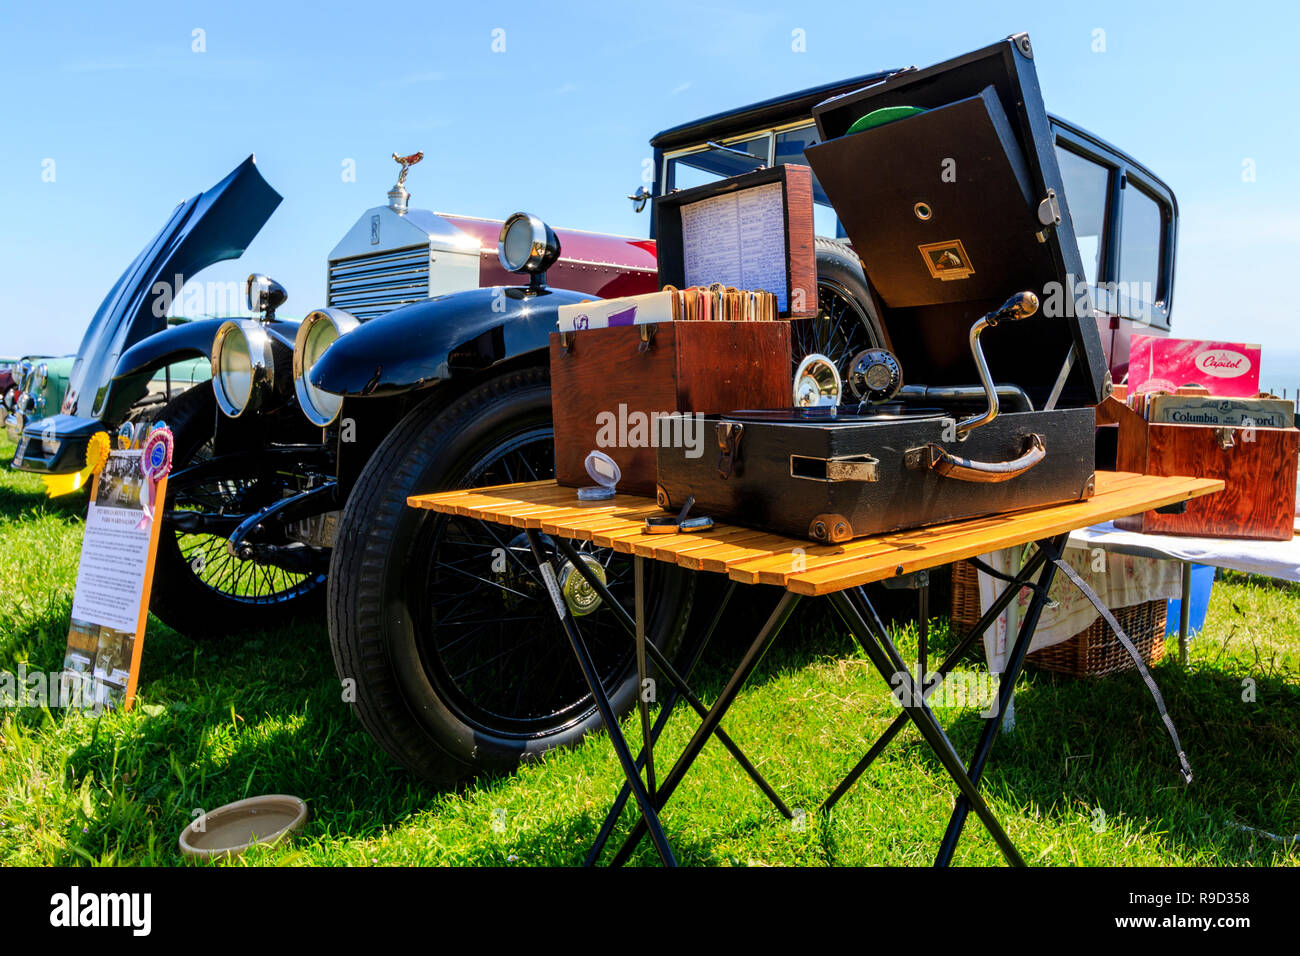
[
  {"x1": 136, "y1": 427, "x2": 174, "y2": 529},
  {"x1": 141, "y1": 427, "x2": 174, "y2": 480}
]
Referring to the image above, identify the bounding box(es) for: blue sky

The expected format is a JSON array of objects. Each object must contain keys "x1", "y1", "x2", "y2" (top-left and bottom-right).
[{"x1": 2, "y1": 1, "x2": 1297, "y2": 376}]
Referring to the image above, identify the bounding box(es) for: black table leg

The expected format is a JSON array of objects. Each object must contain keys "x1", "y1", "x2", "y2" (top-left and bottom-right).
[
  {"x1": 633, "y1": 556, "x2": 656, "y2": 797},
  {"x1": 933, "y1": 533, "x2": 1069, "y2": 866},
  {"x1": 821, "y1": 547, "x2": 1051, "y2": 813},
  {"x1": 830, "y1": 589, "x2": 1025, "y2": 867},
  {"x1": 553, "y1": 538, "x2": 791, "y2": 819},
  {"x1": 584, "y1": 581, "x2": 739, "y2": 867},
  {"x1": 523, "y1": 531, "x2": 677, "y2": 867},
  {"x1": 608, "y1": 591, "x2": 802, "y2": 867},
  {"x1": 918, "y1": 576, "x2": 930, "y2": 694}
]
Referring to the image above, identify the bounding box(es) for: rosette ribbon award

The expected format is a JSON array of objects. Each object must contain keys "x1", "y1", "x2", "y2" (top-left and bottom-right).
[
  {"x1": 41, "y1": 431, "x2": 111, "y2": 497},
  {"x1": 137, "y1": 427, "x2": 173, "y2": 530}
]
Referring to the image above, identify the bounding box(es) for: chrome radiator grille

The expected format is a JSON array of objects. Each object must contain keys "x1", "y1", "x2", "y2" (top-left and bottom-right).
[{"x1": 327, "y1": 245, "x2": 430, "y2": 320}]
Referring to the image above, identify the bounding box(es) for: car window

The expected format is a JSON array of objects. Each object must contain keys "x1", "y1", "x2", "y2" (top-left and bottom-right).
[
  {"x1": 774, "y1": 125, "x2": 845, "y2": 238},
  {"x1": 1118, "y1": 182, "x2": 1164, "y2": 314},
  {"x1": 668, "y1": 136, "x2": 770, "y2": 191},
  {"x1": 1055, "y1": 145, "x2": 1110, "y2": 287},
  {"x1": 666, "y1": 125, "x2": 850, "y2": 237}
]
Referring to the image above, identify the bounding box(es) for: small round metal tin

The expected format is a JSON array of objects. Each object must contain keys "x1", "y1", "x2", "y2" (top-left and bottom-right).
[{"x1": 577, "y1": 450, "x2": 621, "y2": 500}]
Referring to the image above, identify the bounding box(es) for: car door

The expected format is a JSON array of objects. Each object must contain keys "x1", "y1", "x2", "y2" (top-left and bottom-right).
[{"x1": 1050, "y1": 120, "x2": 1178, "y2": 383}]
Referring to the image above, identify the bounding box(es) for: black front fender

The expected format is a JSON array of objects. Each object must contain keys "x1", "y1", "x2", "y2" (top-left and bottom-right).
[
  {"x1": 114, "y1": 315, "x2": 302, "y2": 380},
  {"x1": 114, "y1": 318, "x2": 228, "y2": 379},
  {"x1": 308, "y1": 285, "x2": 591, "y2": 398},
  {"x1": 102, "y1": 316, "x2": 300, "y2": 423}
]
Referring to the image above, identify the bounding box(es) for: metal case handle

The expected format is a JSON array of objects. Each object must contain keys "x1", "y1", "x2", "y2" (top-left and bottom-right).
[{"x1": 905, "y1": 434, "x2": 1045, "y2": 483}]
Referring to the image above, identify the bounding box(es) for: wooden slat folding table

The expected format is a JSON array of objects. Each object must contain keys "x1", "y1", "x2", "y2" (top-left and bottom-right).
[{"x1": 409, "y1": 471, "x2": 1222, "y2": 866}]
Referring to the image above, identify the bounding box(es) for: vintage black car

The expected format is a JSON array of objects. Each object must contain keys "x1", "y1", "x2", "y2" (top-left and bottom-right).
[
  {"x1": 11, "y1": 158, "x2": 280, "y2": 478},
  {"x1": 6, "y1": 159, "x2": 350, "y2": 637},
  {"x1": 215, "y1": 38, "x2": 1177, "y2": 789},
  {"x1": 21, "y1": 34, "x2": 1180, "y2": 791}
]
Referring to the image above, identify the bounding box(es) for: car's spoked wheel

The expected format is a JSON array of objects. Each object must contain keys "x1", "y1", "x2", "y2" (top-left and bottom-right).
[
  {"x1": 168, "y1": 446, "x2": 323, "y2": 606},
  {"x1": 790, "y1": 238, "x2": 887, "y2": 385},
  {"x1": 791, "y1": 280, "x2": 882, "y2": 372},
  {"x1": 328, "y1": 367, "x2": 694, "y2": 788},
  {"x1": 413, "y1": 433, "x2": 657, "y2": 737},
  {"x1": 149, "y1": 384, "x2": 327, "y2": 639}
]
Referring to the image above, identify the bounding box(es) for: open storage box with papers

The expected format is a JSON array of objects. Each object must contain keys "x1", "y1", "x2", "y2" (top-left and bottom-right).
[
  {"x1": 1099, "y1": 393, "x2": 1298, "y2": 540},
  {"x1": 549, "y1": 165, "x2": 817, "y2": 495}
]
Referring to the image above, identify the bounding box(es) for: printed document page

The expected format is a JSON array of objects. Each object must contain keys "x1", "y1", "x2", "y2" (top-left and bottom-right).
[{"x1": 680, "y1": 182, "x2": 789, "y2": 310}]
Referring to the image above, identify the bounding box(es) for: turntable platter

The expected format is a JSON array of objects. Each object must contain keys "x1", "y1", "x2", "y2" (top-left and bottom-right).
[{"x1": 724, "y1": 405, "x2": 949, "y2": 425}]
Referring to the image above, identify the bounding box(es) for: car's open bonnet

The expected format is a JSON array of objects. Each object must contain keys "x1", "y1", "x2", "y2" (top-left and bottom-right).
[{"x1": 67, "y1": 155, "x2": 281, "y2": 419}]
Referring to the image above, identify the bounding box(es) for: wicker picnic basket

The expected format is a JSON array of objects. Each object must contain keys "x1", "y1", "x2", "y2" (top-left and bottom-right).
[{"x1": 950, "y1": 560, "x2": 1167, "y2": 678}]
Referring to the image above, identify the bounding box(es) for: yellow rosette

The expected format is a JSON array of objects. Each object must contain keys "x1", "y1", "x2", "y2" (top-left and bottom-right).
[{"x1": 41, "y1": 431, "x2": 111, "y2": 497}]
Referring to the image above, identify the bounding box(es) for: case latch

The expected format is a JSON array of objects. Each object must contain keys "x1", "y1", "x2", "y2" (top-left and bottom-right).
[
  {"x1": 638, "y1": 323, "x2": 656, "y2": 353},
  {"x1": 791, "y1": 454, "x2": 880, "y2": 482},
  {"x1": 1037, "y1": 188, "x2": 1062, "y2": 227},
  {"x1": 559, "y1": 330, "x2": 575, "y2": 354},
  {"x1": 716, "y1": 422, "x2": 744, "y2": 479}
]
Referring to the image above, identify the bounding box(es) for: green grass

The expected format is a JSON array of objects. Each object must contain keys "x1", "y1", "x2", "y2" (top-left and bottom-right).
[{"x1": 1, "y1": 437, "x2": 1297, "y2": 866}]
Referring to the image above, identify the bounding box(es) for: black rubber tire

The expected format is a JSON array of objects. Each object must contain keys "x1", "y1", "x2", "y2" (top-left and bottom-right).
[
  {"x1": 815, "y1": 237, "x2": 879, "y2": 323},
  {"x1": 149, "y1": 384, "x2": 326, "y2": 639},
  {"x1": 328, "y1": 367, "x2": 694, "y2": 788},
  {"x1": 791, "y1": 237, "x2": 888, "y2": 374}
]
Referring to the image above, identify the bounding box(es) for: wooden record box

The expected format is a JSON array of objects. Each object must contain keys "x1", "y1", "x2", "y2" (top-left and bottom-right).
[
  {"x1": 550, "y1": 322, "x2": 791, "y2": 496},
  {"x1": 1100, "y1": 396, "x2": 1298, "y2": 540}
]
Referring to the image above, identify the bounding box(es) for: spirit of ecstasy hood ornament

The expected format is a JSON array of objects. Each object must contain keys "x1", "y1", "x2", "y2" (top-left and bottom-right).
[
  {"x1": 388, "y1": 150, "x2": 424, "y2": 214},
  {"x1": 393, "y1": 151, "x2": 424, "y2": 184}
]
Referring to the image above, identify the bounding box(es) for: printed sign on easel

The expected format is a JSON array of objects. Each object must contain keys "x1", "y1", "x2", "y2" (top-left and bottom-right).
[{"x1": 59, "y1": 429, "x2": 172, "y2": 712}]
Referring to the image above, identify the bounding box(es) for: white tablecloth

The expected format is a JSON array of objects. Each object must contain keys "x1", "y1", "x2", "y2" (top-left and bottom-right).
[
  {"x1": 1066, "y1": 521, "x2": 1300, "y2": 582},
  {"x1": 975, "y1": 522, "x2": 1300, "y2": 674}
]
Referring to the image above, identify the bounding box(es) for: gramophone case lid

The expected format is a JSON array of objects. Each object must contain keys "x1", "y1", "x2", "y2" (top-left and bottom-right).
[{"x1": 805, "y1": 34, "x2": 1109, "y2": 410}]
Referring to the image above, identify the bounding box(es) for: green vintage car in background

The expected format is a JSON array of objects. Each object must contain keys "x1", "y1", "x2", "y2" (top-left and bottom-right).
[
  {"x1": 3, "y1": 355, "x2": 73, "y2": 444},
  {"x1": 4, "y1": 351, "x2": 210, "y2": 447}
]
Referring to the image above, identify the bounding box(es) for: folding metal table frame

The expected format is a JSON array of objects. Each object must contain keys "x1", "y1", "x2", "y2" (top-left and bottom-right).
[{"x1": 409, "y1": 471, "x2": 1221, "y2": 867}]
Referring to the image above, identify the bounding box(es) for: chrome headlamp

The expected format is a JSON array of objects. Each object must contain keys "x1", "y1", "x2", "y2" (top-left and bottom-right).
[
  {"x1": 497, "y1": 212, "x2": 561, "y2": 276},
  {"x1": 211, "y1": 320, "x2": 275, "y2": 418},
  {"x1": 245, "y1": 273, "x2": 287, "y2": 319},
  {"x1": 293, "y1": 308, "x2": 358, "y2": 426}
]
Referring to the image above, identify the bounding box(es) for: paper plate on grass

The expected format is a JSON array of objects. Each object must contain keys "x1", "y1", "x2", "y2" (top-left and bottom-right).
[{"x1": 179, "y1": 794, "x2": 308, "y2": 861}]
